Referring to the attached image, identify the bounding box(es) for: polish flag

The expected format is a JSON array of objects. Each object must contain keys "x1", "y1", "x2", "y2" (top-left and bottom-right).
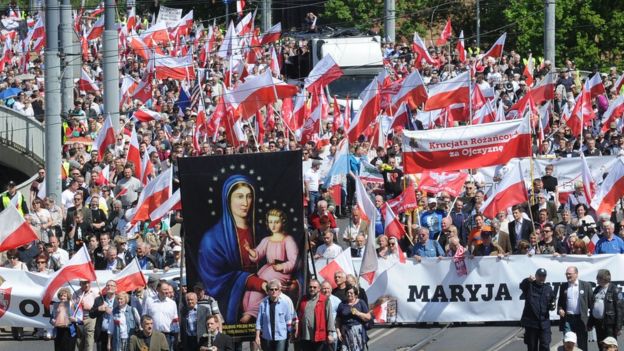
[
  {"x1": 94, "y1": 114, "x2": 116, "y2": 162},
  {"x1": 269, "y1": 46, "x2": 280, "y2": 76},
  {"x1": 424, "y1": 71, "x2": 470, "y2": 111},
  {"x1": 586, "y1": 73, "x2": 606, "y2": 98},
  {"x1": 132, "y1": 108, "x2": 163, "y2": 122},
  {"x1": 230, "y1": 70, "x2": 276, "y2": 119},
  {"x1": 381, "y1": 203, "x2": 406, "y2": 240},
  {"x1": 418, "y1": 171, "x2": 469, "y2": 197},
  {"x1": 391, "y1": 69, "x2": 428, "y2": 110},
  {"x1": 600, "y1": 95, "x2": 624, "y2": 133},
  {"x1": 127, "y1": 33, "x2": 151, "y2": 61},
  {"x1": 388, "y1": 102, "x2": 409, "y2": 132},
  {"x1": 372, "y1": 300, "x2": 389, "y2": 323},
  {"x1": 402, "y1": 117, "x2": 531, "y2": 173},
  {"x1": 127, "y1": 168, "x2": 173, "y2": 224},
  {"x1": 412, "y1": 32, "x2": 436, "y2": 66},
  {"x1": 217, "y1": 21, "x2": 239, "y2": 59},
  {"x1": 149, "y1": 189, "x2": 182, "y2": 222},
  {"x1": 530, "y1": 72, "x2": 556, "y2": 104},
  {"x1": 236, "y1": 0, "x2": 246, "y2": 17},
  {"x1": 96, "y1": 164, "x2": 110, "y2": 186},
  {"x1": 332, "y1": 96, "x2": 343, "y2": 133},
  {"x1": 483, "y1": 32, "x2": 506, "y2": 59},
  {"x1": 567, "y1": 90, "x2": 592, "y2": 136},
  {"x1": 386, "y1": 182, "x2": 418, "y2": 214},
  {"x1": 86, "y1": 15, "x2": 104, "y2": 40},
  {"x1": 472, "y1": 84, "x2": 487, "y2": 111},
  {"x1": 290, "y1": 93, "x2": 308, "y2": 131},
  {"x1": 471, "y1": 100, "x2": 497, "y2": 124},
  {"x1": 120, "y1": 76, "x2": 138, "y2": 107},
  {"x1": 318, "y1": 248, "x2": 356, "y2": 289},
  {"x1": 132, "y1": 75, "x2": 153, "y2": 104},
  {"x1": 355, "y1": 176, "x2": 378, "y2": 284},
  {"x1": 304, "y1": 54, "x2": 343, "y2": 93},
  {"x1": 436, "y1": 19, "x2": 452, "y2": 46},
  {"x1": 126, "y1": 128, "x2": 142, "y2": 181},
  {"x1": 587, "y1": 233, "x2": 600, "y2": 254},
  {"x1": 260, "y1": 22, "x2": 281, "y2": 45},
  {"x1": 580, "y1": 153, "x2": 597, "y2": 207},
  {"x1": 523, "y1": 54, "x2": 535, "y2": 86},
  {"x1": 42, "y1": 246, "x2": 96, "y2": 308},
  {"x1": 0, "y1": 205, "x2": 39, "y2": 252},
  {"x1": 456, "y1": 30, "x2": 466, "y2": 63},
  {"x1": 89, "y1": 2, "x2": 105, "y2": 17},
  {"x1": 613, "y1": 73, "x2": 624, "y2": 94},
  {"x1": 141, "y1": 22, "x2": 169, "y2": 46},
  {"x1": 114, "y1": 258, "x2": 147, "y2": 292},
  {"x1": 495, "y1": 97, "x2": 507, "y2": 122},
  {"x1": 140, "y1": 152, "x2": 154, "y2": 186},
  {"x1": 481, "y1": 162, "x2": 528, "y2": 219},
  {"x1": 126, "y1": 7, "x2": 138, "y2": 32},
  {"x1": 154, "y1": 53, "x2": 195, "y2": 80},
  {"x1": 591, "y1": 157, "x2": 624, "y2": 216},
  {"x1": 235, "y1": 11, "x2": 254, "y2": 36},
  {"x1": 347, "y1": 78, "x2": 380, "y2": 143},
  {"x1": 78, "y1": 68, "x2": 99, "y2": 92}
]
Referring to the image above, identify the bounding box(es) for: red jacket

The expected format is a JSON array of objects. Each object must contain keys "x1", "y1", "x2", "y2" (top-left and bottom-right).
[{"x1": 297, "y1": 294, "x2": 329, "y2": 342}]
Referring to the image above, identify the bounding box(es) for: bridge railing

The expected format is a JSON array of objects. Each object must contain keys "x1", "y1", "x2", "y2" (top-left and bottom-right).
[{"x1": 0, "y1": 105, "x2": 45, "y2": 165}]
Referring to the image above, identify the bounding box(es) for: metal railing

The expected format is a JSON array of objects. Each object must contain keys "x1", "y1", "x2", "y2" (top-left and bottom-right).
[{"x1": 0, "y1": 105, "x2": 45, "y2": 165}]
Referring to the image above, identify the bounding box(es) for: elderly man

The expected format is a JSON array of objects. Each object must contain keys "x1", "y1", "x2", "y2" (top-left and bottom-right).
[
  {"x1": 90, "y1": 280, "x2": 118, "y2": 351},
  {"x1": 342, "y1": 207, "x2": 368, "y2": 248},
  {"x1": 181, "y1": 292, "x2": 199, "y2": 350},
  {"x1": 73, "y1": 280, "x2": 99, "y2": 351},
  {"x1": 411, "y1": 227, "x2": 445, "y2": 262},
  {"x1": 114, "y1": 166, "x2": 142, "y2": 209},
  {"x1": 419, "y1": 198, "x2": 446, "y2": 240},
  {"x1": 557, "y1": 266, "x2": 594, "y2": 351},
  {"x1": 309, "y1": 200, "x2": 337, "y2": 231},
  {"x1": 129, "y1": 315, "x2": 169, "y2": 351},
  {"x1": 588, "y1": 269, "x2": 623, "y2": 350},
  {"x1": 255, "y1": 279, "x2": 297, "y2": 351},
  {"x1": 594, "y1": 221, "x2": 624, "y2": 254},
  {"x1": 520, "y1": 268, "x2": 556, "y2": 351},
  {"x1": 350, "y1": 234, "x2": 366, "y2": 258},
  {"x1": 144, "y1": 281, "x2": 179, "y2": 351},
  {"x1": 296, "y1": 279, "x2": 335, "y2": 351},
  {"x1": 332, "y1": 271, "x2": 349, "y2": 302}
]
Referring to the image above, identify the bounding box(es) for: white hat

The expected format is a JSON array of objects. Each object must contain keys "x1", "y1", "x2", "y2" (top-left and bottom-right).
[
  {"x1": 428, "y1": 198, "x2": 437, "y2": 204},
  {"x1": 172, "y1": 245, "x2": 182, "y2": 252},
  {"x1": 563, "y1": 331, "x2": 577, "y2": 344},
  {"x1": 602, "y1": 337, "x2": 618, "y2": 347}
]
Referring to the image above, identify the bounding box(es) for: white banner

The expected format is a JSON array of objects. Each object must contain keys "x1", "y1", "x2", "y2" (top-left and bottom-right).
[
  {"x1": 156, "y1": 6, "x2": 182, "y2": 26},
  {"x1": 314, "y1": 255, "x2": 624, "y2": 323},
  {"x1": 0, "y1": 268, "x2": 180, "y2": 328}
]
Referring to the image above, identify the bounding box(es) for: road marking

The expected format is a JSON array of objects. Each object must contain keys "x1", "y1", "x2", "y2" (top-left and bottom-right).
[
  {"x1": 485, "y1": 327, "x2": 523, "y2": 351},
  {"x1": 406, "y1": 324, "x2": 451, "y2": 351},
  {"x1": 368, "y1": 328, "x2": 397, "y2": 345}
]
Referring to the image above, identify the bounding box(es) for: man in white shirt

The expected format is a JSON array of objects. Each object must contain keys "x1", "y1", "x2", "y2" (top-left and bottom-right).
[
  {"x1": 557, "y1": 266, "x2": 594, "y2": 351},
  {"x1": 304, "y1": 160, "x2": 322, "y2": 216},
  {"x1": 144, "y1": 281, "x2": 179, "y2": 351},
  {"x1": 48, "y1": 236, "x2": 69, "y2": 267},
  {"x1": 314, "y1": 231, "x2": 342, "y2": 260}
]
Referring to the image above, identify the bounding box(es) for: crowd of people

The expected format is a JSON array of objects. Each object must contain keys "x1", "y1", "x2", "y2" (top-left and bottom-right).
[{"x1": 0, "y1": 2, "x2": 624, "y2": 351}]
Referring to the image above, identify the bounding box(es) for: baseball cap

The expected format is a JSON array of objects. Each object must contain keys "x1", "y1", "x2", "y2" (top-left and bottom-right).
[
  {"x1": 602, "y1": 337, "x2": 618, "y2": 347},
  {"x1": 428, "y1": 198, "x2": 437, "y2": 204},
  {"x1": 172, "y1": 245, "x2": 182, "y2": 252},
  {"x1": 564, "y1": 331, "x2": 577, "y2": 344},
  {"x1": 535, "y1": 268, "x2": 547, "y2": 277}
]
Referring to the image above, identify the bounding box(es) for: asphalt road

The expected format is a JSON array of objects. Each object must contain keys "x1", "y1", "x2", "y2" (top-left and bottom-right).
[{"x1": 2, "y1": 325, "x2": 621, "y2": 351}]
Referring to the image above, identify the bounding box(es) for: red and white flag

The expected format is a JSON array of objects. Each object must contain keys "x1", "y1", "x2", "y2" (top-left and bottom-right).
[
  {"x1": 318, "y1": 248, "x2": 356, "y2": 289},
  {"x1": 472, "y1": 100, "x2": 497, "y2": 124},
  {"x1": 481, "y1": 162, "x2": 528, "y2": 219},
  {"x1": 456, "y1": 30, "x2": 466, "y2": 63},
  {"x1": 436, "y1": 19, "x2": 452, "y2": 46},
  {"x1": 523, "y1": 53, "x2": 535, "y2": 86},
  {"x1": 260, "y1": 22, "x2": 281, "y2": 45},
  {"x1": 347, "y1": 78, "x2": 380, "y2": 143},
  {"x1": 154, "y1": 52, "x2": 195, "y2": 80},
  {"x1": 567, "y1": 89, "x2": 593, "y2": 136},
  {"x1": 355, "y1": 176, "x2": 378, "y2": 284},
  {"x1": 126, "y1": 128, "x2": 142, "y2": 181},
  {"x1": 391, "y1": 69, "x2": 427, "y2": 110},
  {"x1": 127, "y1": 168, "x2": 173, "y2": 224},
  {"x1": 113, "y1": 258, "x2": 147, "y2": 292},
  {"x1": 424, "y1": 71, "x2": 470, "y2": 111},
  {"x1": 132, "y1": 75, "x2": 153, "y2": 104},
  {"x1": 402, "y1": 116, "x2": 531, "y2": 173},
  {"x1": 132, "y1": 108, "x2": 163, "y2": 122},
  {"x1": 149, "y1": 189, "x2": 182, "y2": 222},
  {"x1": 613, "y1": 73, "x2": 624, "y2": 95},
  {"x1": 386, "y1": 182, "x2": 418, "y2": 214},
  {"x1": 126, "y1": 7, "x2": 138, "y2": 32},
  {"x1": 372, "y1": 301, "x2": 389, "y2": 323},
  {"x1": 586, "y1": 73, "x2": 606, "y2": 98},
  {"x1": 587, "y1": 233, "x2": 600, "y2": 254},
  {"x1": 42, "y1": 246, "x2": 96, "y2": 307},
  {"x1": 78, "y1": 68, "x2": 99, "y2": 92},
  {"x1": 483, "y1": 32, "x2": 506, "y2": 59},
  {"x1": 418, "y1": 171, "x2": 469, "y2": 197},
  {"x1": 141, "y1": 22, "x2": 169, "y2": 46},
  {"x1": 530, "y1": 73, "x2": 556, "y2": 104},
  {"x1": 600, "y1": 95, "x2": 624, "y2": 133},
  {"x1": 0, "y1": 205, "x2": 39, "y2": 252},
  {"x1": 304, "y1": 54, "x2": 343, "y2": 93},
  {"x1": 235, "y1": 11, "x2": 253, "y2": 36},
  {"x1": 412, "y1": 32, "x2": 436, "y2": 66},
  {"x1": 236, "y1": 0, "x2": 246, "y2": 17},
  {"x1": 388, "y1": 102, "x2": 409, "y2": 132},
  {"x1": 127, "y1": 33, "x2": 151, "y2": 61},
  {"x1": 94, "y1": 114, "x2": 116, "y2": 161},
  {"x1": 580, "y1": 153, "x2": 596, "y2": 207},
  {"x1": 269, "y1": 46, "x2": 280, "y2": 76},
  {"x1": 591, "y1": 157, "x2": 624, "y2": 216},
  {"x1": 86, "y1": 15, "x2": 104, "y2": 40},
  {"x1": 140, "y1": 152, "x2": 154, "y2": 186},
  {"x1": 381, "y1": 203, "x2": 406, "y2": 240},
  {"x1": 229, "y1": 71, "x2": 277, "y2": 119}
]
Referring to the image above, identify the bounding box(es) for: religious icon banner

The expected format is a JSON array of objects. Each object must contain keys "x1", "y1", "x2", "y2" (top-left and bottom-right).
[{"x1": 178, "y1": 151, "x2": 305, "y2": 340}]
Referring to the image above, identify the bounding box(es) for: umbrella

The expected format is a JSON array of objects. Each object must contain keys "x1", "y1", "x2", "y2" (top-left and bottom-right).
[{"x1": 0, "y1": 87, "x2": 22, "y2": 100}]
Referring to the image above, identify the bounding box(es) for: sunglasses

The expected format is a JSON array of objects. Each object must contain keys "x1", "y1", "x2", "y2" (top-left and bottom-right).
[
  {"x1": 37, "y1": 261, "x2": 46, "y2": 264},
  {"x1": 268, "y1": 288, "x2": 279, "y2": 291},
  {"x1": 8, "y1": 256, "x2": 17, "y2": 260}
]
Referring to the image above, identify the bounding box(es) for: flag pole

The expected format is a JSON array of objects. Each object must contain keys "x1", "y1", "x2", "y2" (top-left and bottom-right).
[{"x1": 468, "y1": 68, "x2": 473, "y2": 125}]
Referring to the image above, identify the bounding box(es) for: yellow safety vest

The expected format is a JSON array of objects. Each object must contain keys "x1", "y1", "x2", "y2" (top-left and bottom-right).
[{"x1": 1, "y1": 192, "x2": 24, "y2": 215}]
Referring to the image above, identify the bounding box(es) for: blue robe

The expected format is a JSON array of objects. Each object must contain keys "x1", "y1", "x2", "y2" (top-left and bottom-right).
[{"x1": 198, "y1": 175, "x2": 260, "y2": 324}]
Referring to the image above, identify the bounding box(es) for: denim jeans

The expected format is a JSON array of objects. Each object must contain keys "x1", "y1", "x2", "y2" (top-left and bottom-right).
[{"x1": 261, "y1": 338, "x2": 288, "y2": 351}]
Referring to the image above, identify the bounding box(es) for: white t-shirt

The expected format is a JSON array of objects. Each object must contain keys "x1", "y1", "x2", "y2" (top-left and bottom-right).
[{"x1": 304, "y1": 169, "x2": 320, "y2": 192}]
